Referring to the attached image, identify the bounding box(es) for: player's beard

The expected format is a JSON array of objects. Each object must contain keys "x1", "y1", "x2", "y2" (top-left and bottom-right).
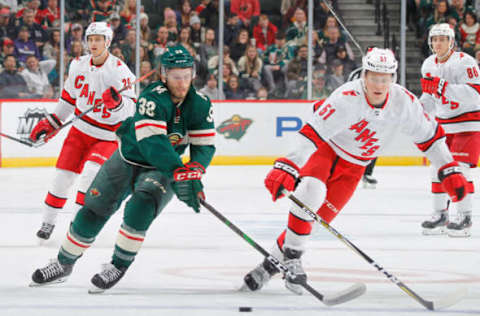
[{"x1": 167, "y1": 81, "x2": 191, "y2": 103}]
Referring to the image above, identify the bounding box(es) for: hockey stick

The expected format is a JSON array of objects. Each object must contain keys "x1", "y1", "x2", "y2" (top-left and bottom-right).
[
  {"x1": 283, "y1": 190, "x2": 468, "y2": 310},
  {"x1": 199, "y1": 198, "x2": 366, "y2": 306},
  {"x1": 0, "y1": 131, "x2": 38, "y2": 147},
  {"x1": 32, "y1": 68, "x2": 157, "y2": 147},
  {"x1": 321, "y1": 0, "x2": 364, "y2": 56}
]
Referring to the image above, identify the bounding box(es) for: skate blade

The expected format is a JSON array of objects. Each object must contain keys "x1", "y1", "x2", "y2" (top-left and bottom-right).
[
  {"x1": 447, "y1": 229, "x2": 471, "y2": 238},
  {"x1": 422, "y1": 227, "x2": 446, "y2": 236},
  {"x1": 238, "y1": 283, "x2": 252, "y2": 292},
  {"x1": 362, "y1": 182, "x2": 376, "y2": 189},
  {"x1": 36, "y1": 237, "x2": 49, "y2": 246},
  {"x1": 29, "y1": 277, "x2": 67, "y2": 287},
  {"x1": 88, "y1": 285, "x2": 106, "y2": 294}
]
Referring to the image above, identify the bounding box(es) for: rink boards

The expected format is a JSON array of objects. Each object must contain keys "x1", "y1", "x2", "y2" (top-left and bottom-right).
[{"x1": 0, "y1": 99, "x2": 426, "y2": 168}]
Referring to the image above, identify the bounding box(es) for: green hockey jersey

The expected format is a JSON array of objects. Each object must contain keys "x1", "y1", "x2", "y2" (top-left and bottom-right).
[{"x1": 116, "y1": 81, "x2": 216, "y2": 177}]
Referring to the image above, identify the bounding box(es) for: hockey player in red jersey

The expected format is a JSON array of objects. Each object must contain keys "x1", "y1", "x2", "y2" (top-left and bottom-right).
[
  {"x1": 242, "y1": 47, "x2": 468, "y2": 294},
  {"x1": 30, "y1": 22, "x2": 136, "y2": 241},
  {"x1": 419, "y1": 23, "x2": 480, "y2": 237}
]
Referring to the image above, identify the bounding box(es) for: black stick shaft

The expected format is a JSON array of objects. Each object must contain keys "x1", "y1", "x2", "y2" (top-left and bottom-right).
[
  {"x1": 286, "y1": 192, "x2": 434, "y2": 310},
  {"x1": 0, "y1": 132, "x2": 34, "y2": 147},
  {"x1": 198, "y1": 199, "x2": 326, "y2": 302}
]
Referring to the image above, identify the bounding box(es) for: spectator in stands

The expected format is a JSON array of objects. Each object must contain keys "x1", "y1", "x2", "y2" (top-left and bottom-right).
[
  {"x1": 314, "y1": 0, "x2": 331, "y2": 29},
  {"x1": 66, "y1": 23, "x2": 85, "y2": 54},
  {"x1": 459, "y1": 10, "x2": 480, "y2": 56},
  {"x1": 16, "y1": 0, "x2": 41, "y2": 21},
  {"x1": 36, "y1": 0, "x2": 60, "y2": 28},
  {"x1": 319, "y1": 26, "x2": 353, "y2": 64},
  {"x1": 69, "y1": 41, "x2": 84, "y2": 59},
  {"x1": 111, "y1": 45, "x2": 126, "y2": 62},
  {"x1": 286, "y1": 7, "x2": 308, "y2": 48},
  {"x1": 447, "y1": 15, "x2": 462, "y2": 48},
  {"x1": 151, "y1": 26, "x2": 170, "y2": 61},
  {"x1": 263, "y1": 31, "x2": 294, "y2": 95},
  {"x1": 200, "y1": 73, "x2": 225, "y2": 100},
  {"x1": 20, "y1": 55, "x2": 55, "y2": 98},
  {"x1": 110, "y1": 13, "x2": 127, "y2": 47},
  {"x1": 120, "y1": 0, "x2": 137, "y2": 26},
  {"x1": 143, "y1": 0, "x2": 163, "y2": 29},
  {"x1": 195, "y1": 0, "x2": 210, "y2": 15},
  {"x1": 424, "y1": 0, "x2": 458, "y2": 31},
  {"x1": 17, "y1": 8, "x2": 48, "y2": 52},
  {"x1": 450, "y1": 0, "x2": 466, "y2": 24},
  {"x1": 302, "y1": 70, "x2": 331, "y2": 100},
  {"x1": 230, "y1": 28, "x2": 249, "y2": 62},
  {"x1": 318, "y1": 15, "x2": 345, "y2": 43},
  {"x1": 286, "y1": 44, "x2": 308, "y2": 99},
  {"x1": 0, "y1": 7, "x2": 12, "y2": 39},
  {"x1": 207, "y1": 45, "x2": 238, "y2": 77},
  {"x1": 66, "y1": 0, "x2": 90, "y2": 22},
  {"x1": 230, "y1": 0, "x2": 260, "y2": 28},
  {"x1": 178, "y1": 25, "x2": 193, "y2": 51},
  {"x1": 14, "y1": 26, "x2": 40, "y2": 65},
  {"x1": 326, "y1": 59, "x2": 345, "y2": 91},
  {"x1": 199, "y1": 0, "x2": 219, "y2": 31},
  {"x1": 0, "y1": 54, "x2": 30, "y2": 98},
  {"x1": 43, "y1": 29, "x2": 60, "y2": 60},
  {"x1": 225, "y1": 74, "x2": 246, "y2": 99},
  {"x1": 121, "y1": 29, "x2": 137, "y2": 71},
  {"x1": 199, "y1": 27, "x2": 218, "y2": 72},
  {"x1": 139, "y1": 60, "x2": 153, "y2": 90},
  {"x1": 281, "y1": 0, "x2": 307, "y2": 26},
  {"x1": 140, "y1": 13, "x2": 152, "y2": 47},
  {"x1": 91, "y1": 0, "x2": 115, "y2": 22},
  {"x1": 335, "y1": 45, "x2": 356, "y2": 77},
  {"x1": 0, "y1": 38, "x2": 15, "y2": 66},
  {"x1": 256, "y1": 86, "x2": 268, "y2": 100},
  {"x1": 176, "y1": 0, "x2": 193, "y2": 26},
  {"x1": 190, "y1": 15, "x2": 203, "y2": 50},
  {"x1": 224, "y1": 13, "x2": 241, "y2": 46},
  {"x1": 164, "y1": 7, "x2": 179, "y2": 42},
  {"x1": 252, "y1": 14, "x2": 277, "y2": 52},
  {"x1": 238, "y1": 44, "x2": 263, "y2": 93}
]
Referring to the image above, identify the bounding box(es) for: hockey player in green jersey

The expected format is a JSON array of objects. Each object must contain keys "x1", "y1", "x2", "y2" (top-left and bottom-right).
[{"x1": 30, "y1": 45, "x2": 216, "y2": 293}]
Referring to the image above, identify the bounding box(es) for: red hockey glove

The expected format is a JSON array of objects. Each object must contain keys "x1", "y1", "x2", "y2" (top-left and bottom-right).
[
  {"x1": 172, "y1": 163, "x2": 205, "y2": 213},
  {"x1": 265, "y1": 157, "x2": 300, "y2": 201},
  {"x1": 438, "y1": 161, "x2": 468, "y2": 202},
  {"x1": 29, "y1": 113, "x2": 61, "y2": 143},
  {"x1": 420, "y1": 77, "x2": 448, "y2": 98},
  {"x1": 102, "y1": 86, "x2": 122, "y2": 110}
]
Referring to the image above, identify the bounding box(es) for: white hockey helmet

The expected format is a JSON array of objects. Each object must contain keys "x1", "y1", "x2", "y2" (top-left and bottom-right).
[
  {"x1": 362, "y1": 47, "x2": 398, "y2": 75},
  {"x1": 428, "y1": 23, "x2": 455, "y2": 53},
  {"x1": 85, "y1": 22, "x2": 113, "y2": 49}
]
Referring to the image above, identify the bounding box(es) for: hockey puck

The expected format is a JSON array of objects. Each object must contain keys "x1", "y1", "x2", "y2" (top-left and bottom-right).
[{"x1": 239, "y1": 306, "x2": 252, "y2": 312}]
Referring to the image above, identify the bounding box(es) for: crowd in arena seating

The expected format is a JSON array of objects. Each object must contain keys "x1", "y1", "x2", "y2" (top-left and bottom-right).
[
  {"x1": 408, "y1": 0, "x2": 480, "y2": 63},
  {"x1": 0, "y1": 0, "x2": 354, "y2": 100}
]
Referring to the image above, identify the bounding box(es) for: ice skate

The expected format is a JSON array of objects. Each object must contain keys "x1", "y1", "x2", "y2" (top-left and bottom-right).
[
  {"x1": 36, "y1": 222, "x2": 55, "y2": 241},
  {"x1": 447, "y1": 214, "x2": 472, "y2": 238},
  {"x1": 30, "y1": 258, "x2": 73, "y2": 287},
  {"x1": 422, "y1": 210, "x2": 448, "y2": 235},
  {"x1": 241, "y1": 257, "x2": 280, "y2": 292},
  {"x1": 89, "y1": 263, "x2": 128, "y2": 294},
  {"x1": 283, "y1": 248, "x2": 307, "y2": 295},
  {"x1": 362, "y1": 175, "x2": 377, "y2": 189}
]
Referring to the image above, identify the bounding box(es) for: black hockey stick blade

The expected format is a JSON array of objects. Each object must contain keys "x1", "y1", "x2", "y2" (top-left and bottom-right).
[
  {"x1": 199, "y1": 198, "x2": 366, "y2": 306},
  {"x1": 0, "y1": 132, "x2": 36, "y2": 147}
]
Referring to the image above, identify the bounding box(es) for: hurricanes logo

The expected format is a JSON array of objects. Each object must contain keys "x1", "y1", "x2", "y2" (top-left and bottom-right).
[
  {"x1": 90, "y1": 188, "x2": 101, "y2": 197},
  {"x1": 168, "y1": 133, "x2": 183, "y2": 146},
  {"x1": 216, "y1": 115, "x2": 252, "y2": 140},
  {"x1": 16, "y1": 108, "x2": 47, "y2": 140}
]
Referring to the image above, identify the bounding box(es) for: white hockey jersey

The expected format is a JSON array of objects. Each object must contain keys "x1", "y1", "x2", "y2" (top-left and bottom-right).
[
  {"x1": 55, "y1": 54, "x2": 137, "y2": 141},
  {"x1": 288, "y1": 79, "x2": 453, "y2": 168},
  {"x1": 420, "y1": 51, "x2": 480, "y2": 134}
]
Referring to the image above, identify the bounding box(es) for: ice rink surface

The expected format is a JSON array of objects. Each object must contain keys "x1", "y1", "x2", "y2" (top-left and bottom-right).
[{"x1": 0, "y1": 165, "x2": 479, "y2": 316}]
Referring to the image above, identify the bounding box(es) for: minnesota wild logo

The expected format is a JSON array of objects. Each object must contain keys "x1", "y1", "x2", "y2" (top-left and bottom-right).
[
  {"x1": 90, "y1": 188, "x2": 100, "y2": 197},
  {"x1": 216, "y1": 115, "x2": 252, "y2": 140},
  {"x1": 168, "y1": 132, "x2": 183, "y2": 146}
]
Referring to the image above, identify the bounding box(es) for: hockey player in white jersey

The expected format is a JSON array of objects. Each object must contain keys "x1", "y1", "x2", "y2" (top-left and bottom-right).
[
  {"x1": 420, "y1": 23, "x2": 480, "y2": 237},
  {"x1": 242, "y1": 47, "x2": 468, "y2": 294},
  {"x1": 29, "y1": 22, "x2": 136, "y2": 241}
]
